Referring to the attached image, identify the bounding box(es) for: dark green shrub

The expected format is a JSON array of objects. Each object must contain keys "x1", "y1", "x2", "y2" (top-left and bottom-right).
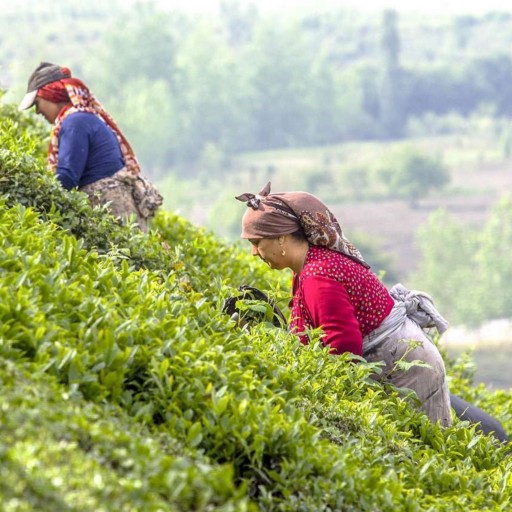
[{"x1": 0, "y1": 358, "x2": 253, "y2": 512}]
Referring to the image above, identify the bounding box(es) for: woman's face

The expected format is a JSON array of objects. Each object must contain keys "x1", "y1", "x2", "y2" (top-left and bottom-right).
[
  {"x1": 34, "y1": 97, "x2": 61, "y2": 124},
  {"x1": 249, "y1": 237, "x2": 286, "y2": 270}
]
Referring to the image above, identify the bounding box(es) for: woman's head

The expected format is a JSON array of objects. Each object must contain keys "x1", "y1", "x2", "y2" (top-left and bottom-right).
[
  {"x1": 20, "y1": 62, "x2": 97, "y2": 125},
  {"x1": 236, "y1": 182, "x2": 369, "y2": 268},
  {"x1": 34, "y1": 96, "x2": 67, "y2": 124},
  {"x1": 248, "y1": 232, "x2": 309, "y2": 272},
  {"x1": 19, "y1": 62, "x2": 72, "y2": 111}
]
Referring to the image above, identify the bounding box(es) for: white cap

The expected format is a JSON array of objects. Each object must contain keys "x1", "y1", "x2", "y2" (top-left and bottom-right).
[{"x1": 18, "y1": 90, "x2": 38, "y2": 111}]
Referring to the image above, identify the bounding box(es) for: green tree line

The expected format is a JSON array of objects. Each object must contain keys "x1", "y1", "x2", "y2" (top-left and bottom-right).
[
  {"x1": 89, "y1": 4, "x2": 512, "y2": 174},
  {"x1": 3, "y1": 2, "x2": 512, "y2": 176},
  {"x1": 414, "y1": 195, "x2": 512, "y2": 326}
]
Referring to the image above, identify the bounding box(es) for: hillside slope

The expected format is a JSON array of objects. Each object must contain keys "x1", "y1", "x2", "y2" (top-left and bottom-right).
[{"x1": 1, "y1": 115, "x2": 512, "y2": 510}]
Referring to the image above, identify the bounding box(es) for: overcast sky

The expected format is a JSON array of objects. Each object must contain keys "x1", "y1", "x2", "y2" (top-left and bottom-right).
[
  {"x1": 3, "y1": 0, "x2": 511, "y2": 16},
  {"x1": 166, "y1": 0, "x2": 512, "y2": 15}
]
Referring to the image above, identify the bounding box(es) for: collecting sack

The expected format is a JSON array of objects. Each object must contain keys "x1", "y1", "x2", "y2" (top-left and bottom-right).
[
  {"x1": 222, "y1": 285, "x2": 286, "y2": 328},
  {"x1": 131, "y1": 173, "x2": 164, "y2": 219}
]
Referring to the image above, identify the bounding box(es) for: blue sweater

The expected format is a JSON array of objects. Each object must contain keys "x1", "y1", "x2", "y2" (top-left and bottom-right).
[{"x1": 56, "y1": 112, "x2": 125, "y2": 190}]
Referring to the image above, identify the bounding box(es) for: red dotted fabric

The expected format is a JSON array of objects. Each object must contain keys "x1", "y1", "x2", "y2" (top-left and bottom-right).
[{"x1": 289, "y1": 245, "x2": 394, "y2": 355}]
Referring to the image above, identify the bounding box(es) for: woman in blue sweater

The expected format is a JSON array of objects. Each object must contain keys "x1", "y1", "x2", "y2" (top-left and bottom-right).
[{"x1": 19, "y1": 62, "x2": 162, "y2": 231}]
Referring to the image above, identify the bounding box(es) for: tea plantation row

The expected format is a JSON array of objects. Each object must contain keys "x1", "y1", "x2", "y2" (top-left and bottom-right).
[{"x1": 0, "y1": 106, "x2": 511, "y2": 511}]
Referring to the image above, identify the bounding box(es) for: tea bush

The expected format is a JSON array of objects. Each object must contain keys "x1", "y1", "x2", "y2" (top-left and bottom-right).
[
  {"x1": 0, "y1": 358, "x2": 252, "y2": 512},
  {"x1": 0, "y1": 109, "x2": 281, "y2": 299},
  {"x1": 1, "y1": 103, "x2": 512, "y2": 511}
]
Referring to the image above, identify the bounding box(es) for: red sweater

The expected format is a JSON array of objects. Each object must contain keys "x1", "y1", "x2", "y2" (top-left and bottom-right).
[{"x1": 289, "y1": 246, "x2": 394, "y2": 356}]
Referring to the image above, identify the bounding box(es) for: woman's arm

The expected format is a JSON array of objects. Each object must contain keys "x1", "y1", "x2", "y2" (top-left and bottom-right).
[{"x1": 302, "y1": 275, "x2": 363, "y2": 356}]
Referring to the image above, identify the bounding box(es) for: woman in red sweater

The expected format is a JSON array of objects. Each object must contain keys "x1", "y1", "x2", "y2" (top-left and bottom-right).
[{"x1": 236, "y1": 182, "x2": 452, "y2": 427}]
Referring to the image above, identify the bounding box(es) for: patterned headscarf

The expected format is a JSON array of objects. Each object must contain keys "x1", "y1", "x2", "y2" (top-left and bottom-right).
[
  {"x1": 236, "y1": 182, "x2": 369, "y2": 268},
  {"x1": 39, "y1": 74, "x2": 141, "y2": 176}
]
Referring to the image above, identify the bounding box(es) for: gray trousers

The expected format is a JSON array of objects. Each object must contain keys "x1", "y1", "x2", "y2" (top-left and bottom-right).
[{"x1": 450, "y1": 394, "x2": 508, "y2": 442}]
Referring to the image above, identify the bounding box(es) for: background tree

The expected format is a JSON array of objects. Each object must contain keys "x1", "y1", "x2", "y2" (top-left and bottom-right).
[
  {"x1": 219, "y1": 0, "x2": 259, "y2": 46},
  {"x1": 377, "y1": 146, "x2": 450, "y2": 206},
  {"x1": 414, "y1": 197, "x2": 512, "y2": 326},
  {"x1": 378, "y1": 9, "x2": 406, "y2": 138},
  {"x1": 248, "y1": 20, "x2": 317, "y2": 149},
  {"x1": 412, "y1": 209, "x2": 479, "y2": 325},
  {"x1": 82, "y1": 3, "x2": 182, "y2": 172},
  {"x1": 473, "y1": 195, "x2": 512, "y2": 319},
  {"x1": 468, "y1": 55, "x2": 512, "y2": 116},
  {"x1": 172, "y1": 21, "x2": 251, "y2": 164}
]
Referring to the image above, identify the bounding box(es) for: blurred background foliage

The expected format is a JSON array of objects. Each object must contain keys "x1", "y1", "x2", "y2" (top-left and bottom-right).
[
  {"x1": 4, "y1": 1, "x2": 512, "y2": 170},
  {"x1": 2, "y1": 0, "x2": 512, "y2": 333}
]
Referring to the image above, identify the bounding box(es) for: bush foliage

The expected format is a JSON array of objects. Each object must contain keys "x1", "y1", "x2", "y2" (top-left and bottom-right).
[
  {"x1": 414, "y1": 199, "x2": 512, "y2": 326},
  {"x1": 1, "y1": 103, "x2": 511, "y2": 511}
]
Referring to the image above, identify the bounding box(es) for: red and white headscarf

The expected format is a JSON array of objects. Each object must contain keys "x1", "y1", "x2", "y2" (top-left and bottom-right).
[{"x1": 38, "y1": 72, "x2": 140, "y2": 176}]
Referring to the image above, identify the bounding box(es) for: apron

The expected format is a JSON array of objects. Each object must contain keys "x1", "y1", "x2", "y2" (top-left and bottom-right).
[
  {"x1": 79, "y1": 167, "x2": 163, "y2": 232},
  {"x1": 363, "y1": 284, "x2": 452, "y2": 427}
]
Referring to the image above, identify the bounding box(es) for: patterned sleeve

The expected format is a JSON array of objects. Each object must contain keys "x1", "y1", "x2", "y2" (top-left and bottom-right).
[{"x1": 301, "y1": 275, "x2": 363, "y2": 356}]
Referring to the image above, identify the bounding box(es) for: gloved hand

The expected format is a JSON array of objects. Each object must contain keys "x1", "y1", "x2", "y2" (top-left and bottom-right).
[{"x1": 222, "y1": 285, "x2": 286, "y2": 329}]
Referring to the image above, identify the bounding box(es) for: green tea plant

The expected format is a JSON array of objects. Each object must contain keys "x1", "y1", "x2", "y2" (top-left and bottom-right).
[
  {"x1": 0, "y1": 198, "x2": 511, "y2": 510},
  {"x1": 1, "y1": 101, "x2": 511, "y2": 511},
  {"x1": 0, "y1": 358, "x2": 253, "y2": 512}
]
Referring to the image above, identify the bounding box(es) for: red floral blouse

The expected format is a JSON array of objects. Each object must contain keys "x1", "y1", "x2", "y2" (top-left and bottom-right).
[{"x1": 289, "y1": 245, "x2": 394, "y2": 356}]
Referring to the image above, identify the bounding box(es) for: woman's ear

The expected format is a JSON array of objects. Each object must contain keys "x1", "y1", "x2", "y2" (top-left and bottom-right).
[{"x1": 278, "y1": 235, "x2": 285, "y2": 246}]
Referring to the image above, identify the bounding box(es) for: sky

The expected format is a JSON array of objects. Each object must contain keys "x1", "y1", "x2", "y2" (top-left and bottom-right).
[
  {"x1": 165, "y1": 0, "x2": 512, "y2": 15},
  {"x1": 3, "y1": 0, "x2": 512, "y2": 16}
]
